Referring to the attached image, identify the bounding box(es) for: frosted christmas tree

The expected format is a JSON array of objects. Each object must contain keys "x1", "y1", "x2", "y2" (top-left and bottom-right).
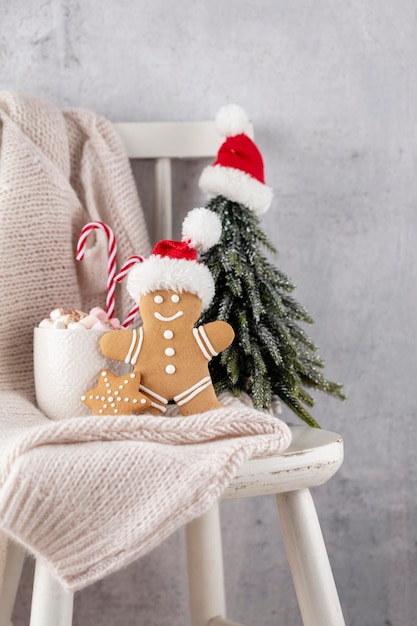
[{"x1": 198, "y1": 105, "x2": 344, "y2": 427}]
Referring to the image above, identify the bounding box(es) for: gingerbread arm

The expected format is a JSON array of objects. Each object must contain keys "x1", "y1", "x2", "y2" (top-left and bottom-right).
[
  {"x1": 199, "y1": 321, "x2": 235, "y2": 356},
  {"x1": 99, "y1": 329, "x2": 137, "y2": 363}
]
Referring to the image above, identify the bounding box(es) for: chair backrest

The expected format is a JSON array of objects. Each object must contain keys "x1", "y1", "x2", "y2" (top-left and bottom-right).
[{"x1": 114, "y1": 120, "x2": 254, "y2": 242}]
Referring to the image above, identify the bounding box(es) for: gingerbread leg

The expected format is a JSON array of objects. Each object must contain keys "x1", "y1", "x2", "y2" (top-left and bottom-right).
[
  {"x1": 176, "y1": 384, "x2": 223, "y2": 416},
  {"x1": 136, "y1": 400, "x2": 167, "y2": 416},
  {"x1": 137, "y1": 382, "x2": 169, "y2": 415}
]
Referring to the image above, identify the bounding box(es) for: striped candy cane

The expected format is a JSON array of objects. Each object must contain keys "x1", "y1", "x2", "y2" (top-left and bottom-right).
[
  {"x1": 115, "y1": 255, "x2": 144, "y2": 328},
  {"x1": 76, "y1": 222, "x2": 117, "y2": 319}
]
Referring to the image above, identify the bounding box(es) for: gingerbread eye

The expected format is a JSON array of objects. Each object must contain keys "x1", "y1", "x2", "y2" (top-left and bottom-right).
[
  {"x1": 171, "y1": 294, "x2": 180, "y2": 303},
  {"x1": 154, "y1": 295, "x2": 164, "y2": 304}
]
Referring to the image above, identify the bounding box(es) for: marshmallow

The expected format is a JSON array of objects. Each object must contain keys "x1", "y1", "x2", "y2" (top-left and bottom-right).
[
  {"x1": 79, "y1": 315, "x2": 100, "y2": 329},
  {"x1": 89, "y1": 307, "x2": 108, "y2": 321},
  {"x1": 39, "y1": 307, "x2": 122, "y2": 330},
  {"x1": 50, "y1": 308, "x2": 66, "y2": 321},
  {"x1": 91, "y1": 320, "x2": 111, "y2": 331},
  {"x1": 39, "y1": 319, "x2": 54, "y2": 328}
]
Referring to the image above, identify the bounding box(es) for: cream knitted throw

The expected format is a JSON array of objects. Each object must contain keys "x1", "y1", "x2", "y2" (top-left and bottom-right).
[{"x1": 0, "y1": 92, "x2": 291, "y2": 593}]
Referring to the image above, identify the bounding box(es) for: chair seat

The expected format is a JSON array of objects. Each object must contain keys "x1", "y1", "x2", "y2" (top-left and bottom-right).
[{"x1": 223, "y1": 425, "x2": 344, "y2": 499}]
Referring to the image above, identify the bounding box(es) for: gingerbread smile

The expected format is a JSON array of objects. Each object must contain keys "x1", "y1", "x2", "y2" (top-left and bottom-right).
[{"x1": 154, "y1": 311, "x2": 184, "y2": 322}]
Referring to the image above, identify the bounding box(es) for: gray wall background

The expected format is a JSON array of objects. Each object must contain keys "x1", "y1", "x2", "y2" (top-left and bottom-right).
[{"x1": 2, "y1": 1, "x2": 417, "y2": 625}]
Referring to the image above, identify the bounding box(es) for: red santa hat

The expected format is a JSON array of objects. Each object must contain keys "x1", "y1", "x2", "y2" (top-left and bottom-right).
[
  {"x1": 126, "y1": 208, "x2": 221, "y2": 310},
  {"x1": 199, "y1": 104, "x2": 273, "y2": 214}
]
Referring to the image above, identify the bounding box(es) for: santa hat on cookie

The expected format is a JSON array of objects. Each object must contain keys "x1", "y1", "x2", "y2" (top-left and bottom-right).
[
  {"x1": 126, "y1": 208, "x2": 221, "y2": 310},
  {"x1": 199, "y1": 103, "x2": 273, "y2": 215}
]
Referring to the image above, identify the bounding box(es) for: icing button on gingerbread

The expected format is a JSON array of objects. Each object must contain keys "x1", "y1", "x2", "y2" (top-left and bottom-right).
[
  {"x1": 165, "y1": 364, "x2": 176, "y2": 375},
  {"x1": 163, "y1": 330, "x2": 174, "y2": 339}
]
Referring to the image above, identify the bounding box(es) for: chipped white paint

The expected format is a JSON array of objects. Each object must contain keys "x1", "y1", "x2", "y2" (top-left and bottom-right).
[{"x1": 223, "y1": 425, "x2": 343, "y2": 499}]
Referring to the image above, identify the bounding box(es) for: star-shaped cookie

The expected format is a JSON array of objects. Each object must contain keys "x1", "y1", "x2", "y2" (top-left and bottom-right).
[{"x1": 81, "y1": 369, "x2": 152, "y2": 415}]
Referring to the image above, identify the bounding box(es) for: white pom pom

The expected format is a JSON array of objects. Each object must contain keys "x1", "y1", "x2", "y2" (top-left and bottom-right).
[
  {"x1": 215, "y1": 103, "x2": 250, "y2": 137},
  {"x1": 182, "y1": 207, "x2": 222, "y2": 251}
]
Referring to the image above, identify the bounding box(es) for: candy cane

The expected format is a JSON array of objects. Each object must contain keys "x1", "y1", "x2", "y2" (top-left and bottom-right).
[
  {"x1": 115, "y1": 255, "x2": 144, "y2": 328},
  {"x1": 76, "y1": 222, "x2": 117, "y2": 319},
  {"x1": 114, "y1": 255, "x2": 145, "y2": 282}
]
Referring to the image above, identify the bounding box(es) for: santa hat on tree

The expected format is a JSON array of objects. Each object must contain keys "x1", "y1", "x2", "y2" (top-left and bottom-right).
[
  {"x1": 199, "y1": 104, "x2": 273, "y2": 215},
  {"x1": 126, "y1": 208, "x2": 221, "y2": 310}
]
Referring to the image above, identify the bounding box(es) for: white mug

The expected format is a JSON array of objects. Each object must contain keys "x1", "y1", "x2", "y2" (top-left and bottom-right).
[{"x1": 34, "y1": 327, "x2": 129, "y2": 420}]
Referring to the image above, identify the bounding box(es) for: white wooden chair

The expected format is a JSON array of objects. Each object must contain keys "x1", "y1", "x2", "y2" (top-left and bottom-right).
[{"x1": 0, "y1": 120, "x2": 345, "y2": 626}]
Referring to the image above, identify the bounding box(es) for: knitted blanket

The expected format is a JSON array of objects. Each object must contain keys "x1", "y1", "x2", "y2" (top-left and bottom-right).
[
  {"x1": 0, "y1": 92, "x2": 291, "y2": 593},
  {"x1": 0, "y1": 392, "x2": 290, "y2": 591}
]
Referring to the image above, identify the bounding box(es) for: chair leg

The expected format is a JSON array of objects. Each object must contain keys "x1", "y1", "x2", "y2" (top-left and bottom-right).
[
  {"x1": 276, "y1": 489, "x2": 345, "y2": 626},
  {"x1": 186, "y1": 501, "x2": 226, "y2": 626},
  {"x1": 0, "y1": 540, "x2": 26, "y2": 626},
  {"x1": 29, "y1": 559, "x2": 74, "y2": 626}
]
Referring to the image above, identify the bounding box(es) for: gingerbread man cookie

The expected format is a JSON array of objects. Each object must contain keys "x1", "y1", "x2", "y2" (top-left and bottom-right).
[
  {"x1": 100, "y1": 208, "x2": 235, "y2": 416},
  {"x1": 100, "y1": 289, "x2": 234, "y2": 415}
]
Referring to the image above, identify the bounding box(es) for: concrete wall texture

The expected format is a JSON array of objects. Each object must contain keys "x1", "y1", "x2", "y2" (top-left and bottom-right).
[{"x1": 1, "y1": 1, "x2": 416, "y2": 624}]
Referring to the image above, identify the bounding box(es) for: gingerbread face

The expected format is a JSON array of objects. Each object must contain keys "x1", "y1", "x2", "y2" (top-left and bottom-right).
[{"x1": 139, "y1": 290, "x2": 202, "y2": 329}]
